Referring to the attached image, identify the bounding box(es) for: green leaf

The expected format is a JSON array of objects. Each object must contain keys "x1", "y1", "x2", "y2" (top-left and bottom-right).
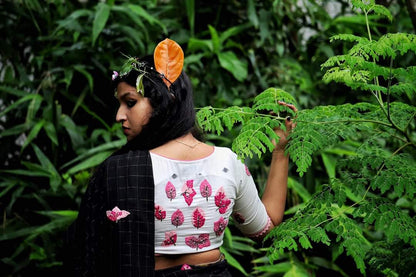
[
  {"x1": 43, "y1": 121, "x2": 58, "y2": 146},
  {"x1": 92, "y1": 2, "x2": 110, "y2": 46},
  {"x1": 220, "y1": 247, "x2": 248, "y2": 276},
  {"x1": 21, "y1": 120, "x2": 45, "y2": 151},
  {"x1": 66, "y1": 151, "x2": 113, "y2": 175},
  {"x1": 217, "y1": 51, "x2": 247, "y2": 81},
  {"x1": 208, "y1": 25, "x2": 221, "y2": 54},
  {"x1": 0, "y1": 94, "x2": 42, "y2": 118}
]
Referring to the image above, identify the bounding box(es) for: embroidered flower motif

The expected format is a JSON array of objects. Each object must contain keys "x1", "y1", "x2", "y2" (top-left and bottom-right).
[
  {"x1": 154, "y1": 204, "x2": 166, "y2": 221},
  {"x1": 185, "y1": 234, "x2": 210, "y2": 250},
  {"x1": 111, "y1": 71, "x2": 119, "y2": 81},
  {"x1": 192, "y1": 207, "x2": 205, "y2": 229},
  {"x1": 181, "y1": 180, "x2": 196, "y2": 206},
  {"x1": 181, "y1": 264, "x2": 192, "y2": 271},
  {"x1": 245, "y1": 164, "x2": 251, "y2": 176},
  {"x1": 162, "y1": 231, "x2": 177, "y2": 246},
  {"x1": 232, "y1": 212, "x2": 246, "y2": 224},
  {"x1": 171, "y1": 209, "x2": 185, "y2": 228},
  {"x1": 214, "y1": 217, "x2": 228, "y2": 236},
  {"x1": 165, "y1": 181, "x2": 176, "y2": 201},
  {"x1": 106, "y1": 206, "x2": 130, "y2": 222},
  {"x1": 200, "y1": 179, "x2": 212, "y2": 201},
  {"x1": 214, "y1": 187, "x2": 231, "y2": 214}
]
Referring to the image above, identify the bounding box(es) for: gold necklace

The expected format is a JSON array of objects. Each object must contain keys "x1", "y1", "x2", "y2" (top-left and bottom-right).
[{"x1": 174, "y1": 139, "x2": 202, "y2": 149}]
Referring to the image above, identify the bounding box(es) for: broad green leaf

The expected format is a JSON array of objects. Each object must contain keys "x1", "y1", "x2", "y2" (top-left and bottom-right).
[
  {"x1": 185, "y1": 0, "x2": 195, "y2": 35},
  {"x1": 60, "y1": 140, "x2": 125, "y2": 170},
  {"x1": 188, "y1": 38, "x2": 213, "y2": 52},
  {"x1": 218, "y1": 51, "x2": 247, "y2": 81},
  {"x1": 127, "y1": 4, "x2": 167, "y2": 34},
  {"x1": 247, "y1": 0, "x2": 259, "y2": 28},
  {"x1": 208, "y1": 25, "x2": 221, "y2": 54},
  {"x1": 66, "y1": 150, "x2": 113, "y2": 175},
  {"x1": 92, "y1": 2, "x2": 110, "y2": 46}
]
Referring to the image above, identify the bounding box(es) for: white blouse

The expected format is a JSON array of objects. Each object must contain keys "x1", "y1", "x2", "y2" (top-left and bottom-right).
[{"x1": 150, "y1": 146, "x2": 271, "y2": 254}]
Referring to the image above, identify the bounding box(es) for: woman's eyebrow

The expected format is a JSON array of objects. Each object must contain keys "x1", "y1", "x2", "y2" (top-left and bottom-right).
[{"x1": 118, "y1": 91, "x2": 136, "y2": 99}]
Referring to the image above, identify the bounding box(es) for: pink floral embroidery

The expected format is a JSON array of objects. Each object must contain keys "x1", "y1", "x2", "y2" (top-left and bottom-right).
[
  {"x1": 171, "y1": 209, "x2": 185, "y2": 228},
  {"x1": 245, "y1": 164, "x2": 251, "y2": 176},
  {"x1": 181, "y1": 180, "x2": 196, "y2": 206},
  {"x1": 165, "y1": 181, "x2": 176, "y2": 201},
  {"x1": 185, "y1": 234, "x2": 210, "y2": 250},
  {"x1": 154, "y1": 204, "x2": 166, "y2": 221},
  {"x1": 162, "y1": 231, "x2": 177, "y2": 246},
  {"x1": 106, "y1": 206, "x2": 130, "y2": 222},
  {"x1": 232, "y1": 212, "x2": 246, "y2": 224},
  {"x1": 192, "y1": 208, "x2": 205, "y2": 229},
  {"x1": 213, "y1": 217, "x2": 228, "y2": 236},
  {"x1": 214, "y1": 187, "x2": 231, "y2": 214},
  {"x1": 181, "y1": 264, "x2": 192, "y2": 270},
  {"x1": 200, "y1": 179, "x2": 212, "y2": 201}
]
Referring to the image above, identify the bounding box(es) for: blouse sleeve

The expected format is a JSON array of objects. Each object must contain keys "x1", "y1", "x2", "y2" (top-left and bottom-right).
[{"x1": 232, "y1": 161, "x2": 272, "y2": 238}]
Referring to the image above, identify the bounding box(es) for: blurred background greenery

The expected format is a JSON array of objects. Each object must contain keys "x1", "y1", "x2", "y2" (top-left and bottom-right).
[{"x1": 0, "y1": 0, "x2": 414, "y2": 276}]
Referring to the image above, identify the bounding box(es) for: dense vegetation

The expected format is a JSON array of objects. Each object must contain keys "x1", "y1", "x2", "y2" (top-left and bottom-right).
[{"x1": 1, "y1": 0, "x2": 415, "y2": 276}]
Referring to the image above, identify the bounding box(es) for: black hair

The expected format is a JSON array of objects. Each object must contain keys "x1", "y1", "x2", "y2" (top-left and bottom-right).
[{"x1": 112, "y1": 55, "x2": 203, "y2": 152}]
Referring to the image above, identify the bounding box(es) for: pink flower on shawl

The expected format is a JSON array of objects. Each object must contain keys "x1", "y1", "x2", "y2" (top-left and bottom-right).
[
  {"x1": 181, "y1": 180, "x2": 196, "y2": 206},
  {"x1": 106, "y1": 206, "x2": 130, "y2": 222},
  {"x1": 181, "y1": 264, "x2": 192, "y2": 270}
]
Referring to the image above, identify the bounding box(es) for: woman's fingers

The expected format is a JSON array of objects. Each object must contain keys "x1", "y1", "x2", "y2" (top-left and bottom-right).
[{"x1": 278, "y1": 100, "x2": 298, "y2": 113}]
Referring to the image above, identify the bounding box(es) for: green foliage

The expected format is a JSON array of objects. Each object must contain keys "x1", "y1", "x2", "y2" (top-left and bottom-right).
[
  {"x1": 197, "y1": 0, "x2": 416, "y2": 275},
  {"x1": 197, "y1": 88, "x2": 297, "y2": 160},
  {"x1": 1, "y1": 0, "x2": 415, "y2": 276}
]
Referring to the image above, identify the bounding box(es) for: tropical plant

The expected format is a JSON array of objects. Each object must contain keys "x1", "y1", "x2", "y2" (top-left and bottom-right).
[{"x1": 196, "y1": 1, "x2": 416, "y2": 276}]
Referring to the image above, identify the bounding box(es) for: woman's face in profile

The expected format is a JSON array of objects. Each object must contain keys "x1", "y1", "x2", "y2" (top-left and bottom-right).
[{"x1": 115, "y1": 82, "x2": 153, "y2": 141}]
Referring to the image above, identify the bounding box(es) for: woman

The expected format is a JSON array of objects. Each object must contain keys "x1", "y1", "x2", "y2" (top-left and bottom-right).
[{"x1": 65, "y1": 39, "x2": 296, "y2": 277}]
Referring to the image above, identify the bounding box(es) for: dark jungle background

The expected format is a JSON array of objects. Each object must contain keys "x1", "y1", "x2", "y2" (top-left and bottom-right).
[{"x1": 1, "y1": 0, "x2": 415, "y2": 276}]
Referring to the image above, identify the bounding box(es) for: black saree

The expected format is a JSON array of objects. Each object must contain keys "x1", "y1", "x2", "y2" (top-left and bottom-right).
[{"x1": 64, "y1": 150, "x2": 155, "y2": 277}]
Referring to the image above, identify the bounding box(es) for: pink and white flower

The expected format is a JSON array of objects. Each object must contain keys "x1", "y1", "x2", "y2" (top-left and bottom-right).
[{"x1": 106, "y1": 206, "x2": 130, "y2": 222}]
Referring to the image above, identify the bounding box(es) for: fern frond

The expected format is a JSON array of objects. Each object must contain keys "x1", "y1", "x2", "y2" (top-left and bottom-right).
[
  {"x1": 196, "y1": 106, "x2": 224, "y2": 135},
  {"x1": 355, "y1": 197, "x2": 416, "y2": 247},
  {"x1": 232, "y1": 117, "x2": 280, "y2": 160},
  {"x1": 196, "y1": 106, "x2": 255, "y2": 135},
  {"x1": 330, "y1": 34, "x2": 369, "y2": 44},
  {"x1": 351, "y1": 0, "x2": 393, "y2": 22},
  {"x1": 253, "y1": 87, "x2": 297, "y2": 116},
  {"x1": 287, "y1": 104, "x2": 380, "y2": 176}
]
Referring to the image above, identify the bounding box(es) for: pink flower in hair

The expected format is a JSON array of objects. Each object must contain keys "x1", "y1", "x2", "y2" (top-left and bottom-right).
[
  {"x1": 112, "y1": 71, "x2": 119, "y2": 80},
  {"x1": 106, "y1": 206, "x2": 130, "y2": 222}
]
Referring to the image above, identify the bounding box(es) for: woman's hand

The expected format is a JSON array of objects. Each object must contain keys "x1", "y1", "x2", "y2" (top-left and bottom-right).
[{"x1": 273, "y1": 101, "x2": 298, "y2": 152}]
